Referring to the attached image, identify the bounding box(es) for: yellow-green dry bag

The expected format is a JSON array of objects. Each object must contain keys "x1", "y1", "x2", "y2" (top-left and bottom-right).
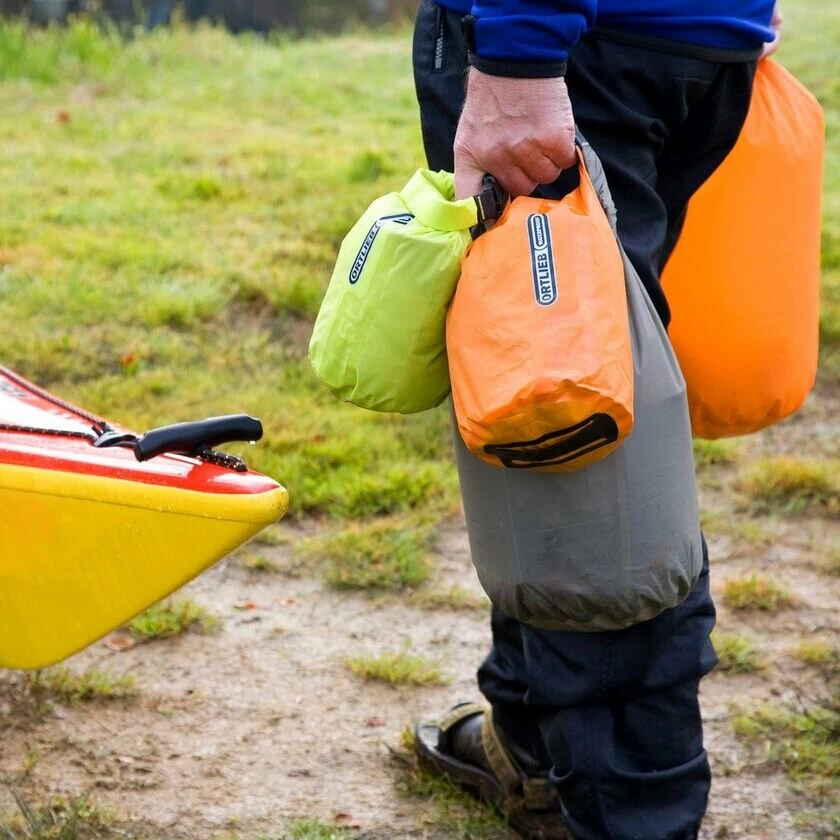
[{"x1": 309, "y1": 169, "x2": 485, "y2": 414}]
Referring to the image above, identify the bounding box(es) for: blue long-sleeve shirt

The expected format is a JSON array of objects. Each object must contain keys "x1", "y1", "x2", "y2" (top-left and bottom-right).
[{"x1": 438, "y1": 0, "x2": 776, "y2": 65}]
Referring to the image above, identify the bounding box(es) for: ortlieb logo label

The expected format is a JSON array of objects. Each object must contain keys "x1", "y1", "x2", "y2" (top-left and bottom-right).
[
  {"x1": 349, "y1": 213, "x2": 414, "y2": 284},
  {"x1": 527, "y1": 213, "x2": 557, "y2": 306}
]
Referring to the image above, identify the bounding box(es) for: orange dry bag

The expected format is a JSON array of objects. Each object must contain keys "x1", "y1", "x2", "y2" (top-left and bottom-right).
[
  {"x1": 447, "y1": 149, "x2": 634, "y2": 473},
  {"x1": 662, "y1": 59, "x2": 824, "y2": 440}
]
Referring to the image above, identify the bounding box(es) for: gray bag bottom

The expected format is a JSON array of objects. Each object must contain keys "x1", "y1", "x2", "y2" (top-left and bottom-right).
[{"x1": 452, "y1": 143, "x2": 703, "y2": 632}]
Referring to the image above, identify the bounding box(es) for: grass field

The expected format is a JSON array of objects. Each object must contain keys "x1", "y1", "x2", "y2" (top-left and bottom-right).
[
  {"x1": 0, "y1": 17, "x2": 460, "y2": 523},
  {"x1": 0, "y1": 2, "x2": 838, "y2": 838}
]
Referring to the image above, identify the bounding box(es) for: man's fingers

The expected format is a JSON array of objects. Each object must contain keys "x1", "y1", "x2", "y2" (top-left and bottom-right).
[
  {"x1": 761, "y1": 36, "x2": 779, "y2": 59},
  {"x1": 522, "y1": 153, "x2": 565, "y2": 188},
  {"x1": 509, "y1": 133, "x2": 576, "y2": 192},
  {"x1": 456, "y1": 159, "x2": 537, "y2": 201},
  {"x1": 453, "y1": 70, "x2": 577, "y2": 199},
  {"x1": 544, "y1": 131, "x2": 578, "y2": 172},
  {"x1": 493, "y1": 166, "x2": 539, "y2": 199},
  {"x1": 455, "y1": 154, "x2": 544, "y2": 201},
  {"x1": 454, "y1": 160, "x2": 486, "y2": 201},
  {"x1": 456, "y1": 152, "x2": 560, "y2": 201}
]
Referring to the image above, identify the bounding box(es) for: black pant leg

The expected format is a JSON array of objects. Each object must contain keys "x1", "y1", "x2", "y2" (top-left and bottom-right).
[
  {"x1": 657, "y1": 60, "x2": 758, "y2": 272},
  {"x1": 477, "y1": 607, "x2": 553, "y2": 769},
  {"x1": 564, "y1": 35, "x2": 756, "y2": 325},
  {"x1": 412, "y1": 0, "x2": 466, "y2": 172},
  {"x1": 520, "y1": 545, "x2": 716, "y2": 840},
  {"x1": 412, "y1": 5, "x2": 756, "y2": 838}
]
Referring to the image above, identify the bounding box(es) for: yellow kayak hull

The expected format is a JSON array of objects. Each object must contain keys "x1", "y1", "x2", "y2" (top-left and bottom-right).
[{"x1": 0, "y1": 464, "x2": 288, "y2": 670}]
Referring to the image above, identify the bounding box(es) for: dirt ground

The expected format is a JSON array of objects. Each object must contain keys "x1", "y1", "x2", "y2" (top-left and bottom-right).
[{"x1": 1, "y1": 386, "x2": 838, "y2": 840}]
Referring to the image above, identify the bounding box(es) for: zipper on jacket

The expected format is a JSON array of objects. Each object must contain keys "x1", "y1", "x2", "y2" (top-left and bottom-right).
[{"x1": 434, "y1": 5, "x2": 445, "y2": 71}]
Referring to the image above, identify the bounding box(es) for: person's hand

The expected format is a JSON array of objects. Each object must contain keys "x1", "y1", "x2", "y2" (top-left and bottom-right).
[
  {"x1": 762, "y1": 2, "x2": 783, "y2": 58},
  {"x1": 453, "y1": 68, "x2": 576, "y2": 200}
]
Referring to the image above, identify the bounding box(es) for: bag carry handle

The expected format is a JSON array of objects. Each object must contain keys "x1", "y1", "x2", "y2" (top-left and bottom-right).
[
  {"x1": 469, "y1": 132, "x2": 618, "y2": 238},
  {"x1": 483, "y1": 413, "x2": 619, "y2": 469}
]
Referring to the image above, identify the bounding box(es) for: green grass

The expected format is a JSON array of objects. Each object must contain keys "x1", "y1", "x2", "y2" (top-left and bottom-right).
[
  {"x1": 820, "y1": 267, "x2": 840, "y2": 388},
  {"x1": 822, "y1": 270, "x2": 840, "y2": 346},
  {"x1": 0, "y1": 19, "x2": 126, "y2": 84},
  {"x1": 395, "y1": 733, "x2": 513, "y2": 839},
  {"x1": 779, "y1": 0, "x2": 840, "y2": 383},
  {"x1": 399, "y1": 769, "x2": 516, "y2": 839},
  {"x1": 410, "y1": 586, "x2": 491, "y2": 612},
  {"x1": 0, "y1": 18, "x2": 460, "y2": 524},
  {"x1": 722, "y1": 574, "x2": 794, "y2": 612},
  {"x1": 237, "y1": 552, "x2": 280, "y2": 573},
  {"x1": 250, "y1": 528, "x2": 291, "y2": 548},
  {"x1": 282, "y1": 819, "x2": 352, "y2": 840},
  {"x1": 299, "y1": 519, "x2": 433, "y2": 591},
  {"x1": 0, "y1": 6, "x2": 835, "y2": 839},
  {"x1": 0, "y1": 791, "x2": 119, "y2": 840},
  {"x1": 733, "y1": 701, "x2": 840, "y2": 801},
  {"x1": 792, "y1": 808, "x2": 840, "y2": 839},
  {"x1": 793, "y1": 639, "x2": 837, "y2": 667},
  {"x1": 126, "y1": 598, "x2": 219, "y2": 641},
  {"x1": 26, "y1": 667, "x2": 137, "y2": 703},
  {"x1": 738, "y1": 457, "x2": 840, "y2": 516},
  {"x1": 0, "y1": 1, "x2": 834, "y2": 528},
  {"x1": 345, "y1": 649, "x2": 447, "y2": 687},
  {"x1": 699, "y1": 510, "x2": 773, "y2": 546},
  {"x1": 712, "y1": 631, "x2": 765, "y2": 674},
  {"x1": 825, "y1": 542, "x2": 840, "y2": 577},
  {"x1": 693, "y1": 439, "x2": 741, "y2": 467},
  {"x1": 0, "y1": 790, "x2": 170, "y2": 838}
]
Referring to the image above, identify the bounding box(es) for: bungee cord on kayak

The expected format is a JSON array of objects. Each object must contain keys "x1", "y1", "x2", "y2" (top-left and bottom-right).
[{"x1": 0, "y1": 364, "x2": 260, "y2": 472}]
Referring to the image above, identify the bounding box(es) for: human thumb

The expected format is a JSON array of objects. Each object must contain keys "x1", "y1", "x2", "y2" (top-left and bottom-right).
[{"x1": 454, "y1": 155, "x2": 486, "y2": 201}]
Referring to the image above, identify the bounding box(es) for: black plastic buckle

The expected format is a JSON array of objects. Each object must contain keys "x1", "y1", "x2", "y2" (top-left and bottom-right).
[
  {"x1": 92, "y1": 426, "x2": 137, "y2": 449},
  {"x1": 471, "y1": 175, "x2": 506, "y2": 239}
]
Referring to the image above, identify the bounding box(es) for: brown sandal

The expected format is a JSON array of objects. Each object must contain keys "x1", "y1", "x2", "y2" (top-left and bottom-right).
[{"x1": 414, "y1": 702, "x2": 572, "y2": 840}]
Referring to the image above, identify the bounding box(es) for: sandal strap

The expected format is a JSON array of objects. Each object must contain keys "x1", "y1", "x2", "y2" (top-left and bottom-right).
[
  {"x1": 438, "y1": 701, "x2": 485, "y2": 736},
  {"x1": 481, "y1": 708, "x2": 559, "y2": 812},
  {"x1": 522, "y1": 777, "x2": 560, "y2": 811},
  {"x1": 437, "y1": 700, "x2": 486, "y2": 757},
  {"x1": 434, "y1": 702, "x2": 560, "y2": 814},
  {"x1": 480, "y1": 707, "x2": 524, "y2": 795}
]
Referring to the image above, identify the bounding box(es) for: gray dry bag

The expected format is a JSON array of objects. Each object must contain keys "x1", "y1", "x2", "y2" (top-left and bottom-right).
[{"x1": 453, "y1": 141, "x2": 703, "y2": 631}]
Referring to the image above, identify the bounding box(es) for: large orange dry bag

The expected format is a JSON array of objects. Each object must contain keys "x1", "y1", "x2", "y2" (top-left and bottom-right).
[
  {"x1": 662, "y1": 59, "x2": 824, "y2": 439},
  {"x1": 447, "y1": 148, "x2": 634, "y2": 473}
]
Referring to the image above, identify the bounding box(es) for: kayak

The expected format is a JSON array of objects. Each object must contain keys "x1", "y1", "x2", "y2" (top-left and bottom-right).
[{"x1": 0, "y1": 366, "x2": 288, "y2": 670}]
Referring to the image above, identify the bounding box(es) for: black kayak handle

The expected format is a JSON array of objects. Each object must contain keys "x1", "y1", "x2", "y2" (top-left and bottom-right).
[{"x1": 133, "y1": 415, "x2": 263, "y2": 462}]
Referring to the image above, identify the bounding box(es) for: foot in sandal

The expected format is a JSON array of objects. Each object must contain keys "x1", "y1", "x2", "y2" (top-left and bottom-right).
[{"x1": 414, "y1": 702, "x2": 573, "y2": 840}]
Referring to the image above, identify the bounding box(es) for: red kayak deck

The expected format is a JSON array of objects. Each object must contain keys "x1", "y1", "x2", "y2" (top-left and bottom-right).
[
  {"x1": 0, "y1": 367, "x2": 277, "y2": 495},
  {"x1": 0, "y1": 366, "x2": 289, "y2": 669}
]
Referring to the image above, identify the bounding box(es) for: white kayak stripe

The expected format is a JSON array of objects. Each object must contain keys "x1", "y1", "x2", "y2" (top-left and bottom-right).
[{"x1": 0, "y1": 391, "x2": 93, "y2": 434}]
